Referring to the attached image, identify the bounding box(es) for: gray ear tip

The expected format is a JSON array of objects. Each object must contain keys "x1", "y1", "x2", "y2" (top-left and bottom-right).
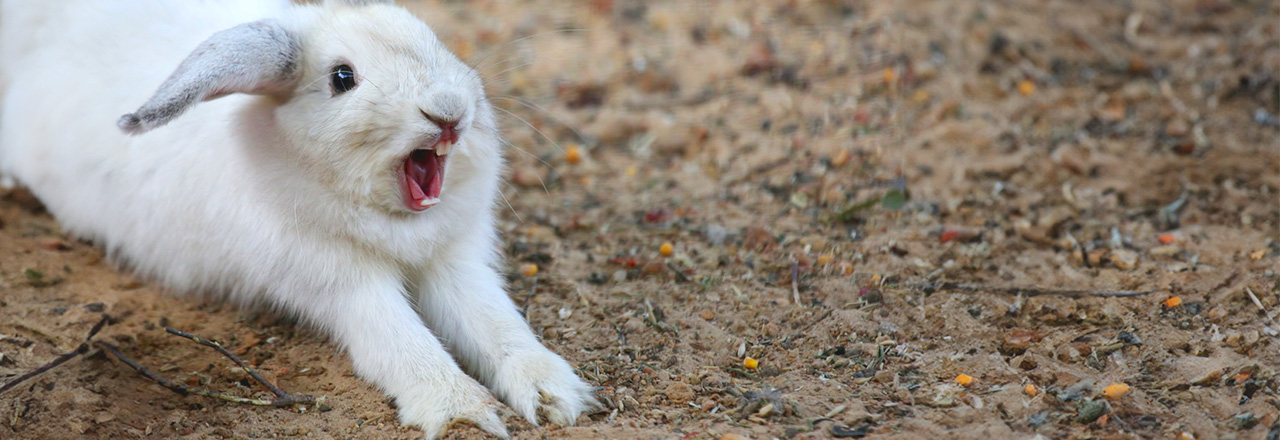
[{"x1": 117, "y1": 114, "x2": 145, "y2": 134}]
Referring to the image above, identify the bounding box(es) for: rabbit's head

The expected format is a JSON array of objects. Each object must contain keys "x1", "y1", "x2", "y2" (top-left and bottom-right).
[{"x1": 120, "y1": 0, "x2": 497, "y2": 215}]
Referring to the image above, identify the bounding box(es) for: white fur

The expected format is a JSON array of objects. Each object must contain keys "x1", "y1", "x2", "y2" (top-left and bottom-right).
[{"x1": 0, "y1": 1, "x2": 595, "y2": 438}]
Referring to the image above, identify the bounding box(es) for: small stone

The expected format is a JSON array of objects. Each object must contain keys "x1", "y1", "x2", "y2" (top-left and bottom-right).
[
  {"x1": 1086, "y1": 249, "x2": 1108, "y2": 267},
  {"x1": 928, "y1": 386, "x2": 959, "y2": 407},
  {"x1": 1232, "y1": 413, "x2": 1259, "y2": 430},
  {"x1": 861, "y1": 289, "x2": 883, "y2": 304},
  {"x1": 762, "y1": 323, "x2": 780, "y2": 337},
  {"x1": 1001, "y1": 329, "x2": 1038, "y2": 355},
  {"x1": 1117, "y1": 331, "x2": 1143, "y2": 346},
  {"x1": 1225, "y1": 332, "x2": 1243, "y2": 347},
  {"x1": 664, "y1": 382, "x2": 696, "y2": 404},
  {"x1": 93, "y1": 412, "x2": 115, "y2": 424},
  {"x1": 1149, "y1": 245, "x2": 1181, "y2": 259},
  {"x1": 223, "y1": 366, "x2": 250, "y2": 382},
  {"x1": 1110, "y1": 250, "x2": 1139, "y2": 270},
  {"x1": 1242, "y1": 330, "x2": 1260, "y2": 345},
  {"x1": 703, "y1": 225, "x2": 733, "y2": 245},
  {"x1": 699, "y1": 310, "x2": 715, "y2": 320},
  {"x1": 1076, "y1": 399, "x2": 1111, "y2": 423}
]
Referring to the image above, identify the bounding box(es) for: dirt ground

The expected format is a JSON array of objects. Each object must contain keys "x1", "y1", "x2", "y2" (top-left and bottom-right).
[{"x1": 3, "y1": 0, "x2": 1279, "y2": 439}]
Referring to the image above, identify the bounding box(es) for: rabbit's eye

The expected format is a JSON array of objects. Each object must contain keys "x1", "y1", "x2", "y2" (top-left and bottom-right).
[{"x1": 331, "y1": 65, "x2": 357, "y2": 94}]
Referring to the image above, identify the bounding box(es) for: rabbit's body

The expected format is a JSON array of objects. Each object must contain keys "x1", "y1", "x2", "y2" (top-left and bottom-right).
[{"x1": 0, "y1": 1, "x2": 594, "y2": 438}]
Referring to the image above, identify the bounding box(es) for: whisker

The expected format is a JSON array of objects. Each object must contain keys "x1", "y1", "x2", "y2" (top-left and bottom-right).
[
  {"x1": 469, "y1": 29, "x2": 587, "y2": 72},
  {"x1": 492, "y1": 106, "x2": 567, "y2": 154},
  {"x1": 489, "y1": 95, "x2": 586, "y2": 143},
  {"x1": 496, "y1": 184, "x2": 524, "y2": 223},
  {"x1": 482, "y1": 61, "x2": 538, "y2": 83},
  {"x1": 481, "y1": 128, "x2": 553, "y2": 195}
]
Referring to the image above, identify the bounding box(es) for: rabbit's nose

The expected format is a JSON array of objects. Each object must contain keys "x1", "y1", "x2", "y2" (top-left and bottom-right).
[{"x1": 421, "y1": 110, "x2": 460, "y2": 146}]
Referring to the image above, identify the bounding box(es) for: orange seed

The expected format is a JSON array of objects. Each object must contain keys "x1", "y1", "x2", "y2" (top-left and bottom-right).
[
  {"x1": 1102, "y1": 382, "x2": 1131, "y2": 400},
  {"x1": 1018, "y1": 80, "x2": 1035, "y2": 96},
  {"x1": 565, "y1": 145, "x2": 582, "y2": 164}
]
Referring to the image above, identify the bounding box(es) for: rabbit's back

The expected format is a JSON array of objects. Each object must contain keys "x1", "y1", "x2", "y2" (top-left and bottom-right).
[
  {"x1": 0, "y1": 0, "x2": 291, "y2": 184},
  {"x1": 0, "y1": 0, "x2": 309, "y2": 300}
]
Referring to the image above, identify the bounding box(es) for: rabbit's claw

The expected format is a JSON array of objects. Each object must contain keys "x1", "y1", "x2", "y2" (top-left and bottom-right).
[
  {"x1": 398, "y1": 375, "x2": 509, "y2": 440},
  {"x1": 489, "y1": 348, "x2": 599, "y2": 427}
]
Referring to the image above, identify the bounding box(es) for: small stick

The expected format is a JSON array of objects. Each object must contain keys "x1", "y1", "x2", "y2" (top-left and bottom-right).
[
  {"x1": 97, "y1": 342, "x2": 313, "y2": 407},
  {"x1": 0, "y1": 315, "x2": 112, "y2": 395},
  {"x1": 666, "y1": 262, "x2": 691, "y2": 283},
  {"x1": 791, "y1": 262, "x2": 801, "y2": 305},
  {"x1": 164, "y1": 328, "x2": 287, "y2": 399},
  {"x1": 919, "y1": 282, "x2": 1153, "y2": 298},
  {"x1": 1244, "y1": 287, "x2": 1277, "y2": 326},
  {"x1": 642, "y1": 298, "x2": 678, "y2": 335},
  {"x1": 99, "y1": 328, "x2": 317, "y2": 407},
  {"x1": 521, "y1": 275, "x2": 539, "y2": 317}
]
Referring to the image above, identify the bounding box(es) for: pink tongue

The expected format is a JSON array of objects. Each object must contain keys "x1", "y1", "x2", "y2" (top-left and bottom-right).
[{"x1": 406, "y1": 150, "x2": 443, "y2": 200}]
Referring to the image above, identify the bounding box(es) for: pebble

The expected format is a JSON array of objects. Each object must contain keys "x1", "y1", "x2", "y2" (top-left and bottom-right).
[
  {"x1": 1001, "y1": 329, "x2": 1037, "y2": 355},
  {"x1": 1110, "y1": 250, "x2": 1139, "y2": 270},
  {"x1": 664, "y1": 382, "x2": 696, "y2": 404},
  {"x1": 704, "y1": 224, "x2": 733, "y2": 245},
  {"x1": 1149, "y1": 245, "x2": 1181, "y2": 259},
  {"x1": 1076, "y1": 399, "x2": 1110, "y2": 423}
]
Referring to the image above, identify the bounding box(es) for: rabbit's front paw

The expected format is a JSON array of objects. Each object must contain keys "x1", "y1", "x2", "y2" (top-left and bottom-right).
[
  {"x1": 490, "y1": 348, "x2": 598, "y2": 426},
  {"x1": 398, "y1": 376, "x2": 509, "y2": 440}
]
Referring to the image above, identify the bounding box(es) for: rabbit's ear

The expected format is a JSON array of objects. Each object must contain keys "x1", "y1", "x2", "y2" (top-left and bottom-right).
[
  {"x1": 118, "y1": 20, "x2": 300, "y2": 135},
  {"x1": 324, "y1": 0, "x2": 393, "y2": 6}
]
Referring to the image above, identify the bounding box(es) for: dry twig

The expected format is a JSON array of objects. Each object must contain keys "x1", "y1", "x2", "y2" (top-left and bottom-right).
[
  {"x1": 99, "y1": 327, "x2": 318, "y2": 407},
  {"x1": 791, "y1": 262, "x2": 802, "y2": 305},
  {"x1": 1245, "y1": 287, "x2": 1278, "y2": 326},
  {"x1": 918, "y1": 281, "x2": 1153, "y2": 298},
  {"x1": 0, "y1": 315, "x2": 112, "y2": 395}
]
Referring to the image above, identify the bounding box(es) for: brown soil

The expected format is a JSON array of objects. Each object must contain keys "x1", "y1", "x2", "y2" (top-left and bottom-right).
[{"x1": 3, "y1": 0, "x2": 1279, "y2": 439}]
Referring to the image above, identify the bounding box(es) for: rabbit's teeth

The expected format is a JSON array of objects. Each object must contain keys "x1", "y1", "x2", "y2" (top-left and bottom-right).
[
  {"x1": 420, "y1": 198, "x2": 441, "y2": 207},
  {"x1": 435, "y1": 142, "x2": 450, "y2": 156}
]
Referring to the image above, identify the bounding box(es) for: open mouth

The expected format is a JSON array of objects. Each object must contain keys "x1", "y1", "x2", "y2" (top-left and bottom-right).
[{"x1": 401, "y1": 142, "x2": 450, "y2": 211}]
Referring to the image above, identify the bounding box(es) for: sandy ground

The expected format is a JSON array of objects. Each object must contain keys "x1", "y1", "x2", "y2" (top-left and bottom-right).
[{"x1": 3, "y1": 0, "x2": 1279, "y2": 439}]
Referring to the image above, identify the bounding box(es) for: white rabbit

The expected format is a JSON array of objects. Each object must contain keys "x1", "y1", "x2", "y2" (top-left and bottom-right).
[{"x1": 0, "y1": 0, "x2": 596, "y2": 438}]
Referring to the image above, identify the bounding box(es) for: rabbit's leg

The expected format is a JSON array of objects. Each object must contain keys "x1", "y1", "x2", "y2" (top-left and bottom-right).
[
  {"x1": 296, "y1": 274, "x2": 508, "y2": 439},
  {"x1": 414, "y1": 254, "x2": 598, "y2": 426}
]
